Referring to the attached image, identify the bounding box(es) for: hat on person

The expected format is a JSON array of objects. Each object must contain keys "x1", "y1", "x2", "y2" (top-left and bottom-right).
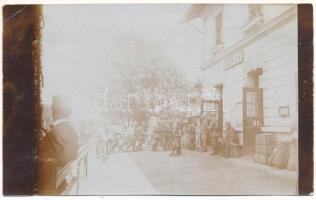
[{"x1": 51, "y1": 95, "x2": 72, "y2": 116}]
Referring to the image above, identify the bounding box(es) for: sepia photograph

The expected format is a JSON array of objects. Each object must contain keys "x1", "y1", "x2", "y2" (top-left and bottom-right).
[{"x1": 2, "y1": 2, "x2": 313, "y2": 196}]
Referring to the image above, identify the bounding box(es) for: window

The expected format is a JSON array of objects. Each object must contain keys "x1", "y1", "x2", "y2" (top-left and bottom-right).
[
  {"x1": 249, "y1": 5, "x2": 262, "y2": 21},
  {"x1": 245, "y1": 73, "x2": 261, "y2": 117},
  {"x1": 246, "y1": 91, "x2": 258, "y2": 117},
  {"x1": 215, "y1": 12, "x2": 223, "y2": 45},
  {"x1": 279, "y1": 106, "x2": 290, "y2": 118},
  {"x1": 242, "y1": 5, "x2": 264, "y2": 35}
]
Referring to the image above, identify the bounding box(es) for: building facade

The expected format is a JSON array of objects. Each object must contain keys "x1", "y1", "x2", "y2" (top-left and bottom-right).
[{"x1": 185, "y1": 4, "x2": 298, "y2": 154}]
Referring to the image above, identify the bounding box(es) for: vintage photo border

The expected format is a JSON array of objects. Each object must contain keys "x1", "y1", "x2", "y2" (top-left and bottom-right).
[
  {"x1": 2, "y1": 2, "x2": 314, "y2": 196},
  {"x1": 297, "y1": 4, "x2": 313, "y2": 195}
]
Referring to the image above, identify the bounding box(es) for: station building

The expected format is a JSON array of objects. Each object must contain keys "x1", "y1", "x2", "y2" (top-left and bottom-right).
[{"x1": 184, "y1": 4, "x2": 298, "y2": 154}]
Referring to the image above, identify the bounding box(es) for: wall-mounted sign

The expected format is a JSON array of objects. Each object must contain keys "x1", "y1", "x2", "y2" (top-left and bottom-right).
[
  {"x1": 279, "y1": 106, "x2": 290, "y2": 118},
  {"x1": 224, "y1": 51, "x2": 244, "y2": 70}
]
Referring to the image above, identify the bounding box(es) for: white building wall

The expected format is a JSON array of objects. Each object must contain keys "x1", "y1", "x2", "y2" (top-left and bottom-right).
[
  {"x1": 202, "y1": 5, "x2": 223, "y2": 61},
  {"x1": 202, "y1": 4, "x2": 293, "y2": 55},
  {"x1": 222, "y1": 5, "x2": 248, "y2": 49},
  {"x1": 199, "y1": 4, "x2": 297, "y2": 142},
  {"x1": 203, "y1": 15, "x2": 215, "y2": 60},
  {"x1": 262, "y1": 4, "x2": 293, "y2": 23},
  {"x1": 200, "y1": 62, "x2": 224, "y2": 89},
  {"x1": 223, "y1": 63, "x2": 244, "y2": 129},
  {"x1": 255, "y1": 18, "x2": 298, "y2": 132}
]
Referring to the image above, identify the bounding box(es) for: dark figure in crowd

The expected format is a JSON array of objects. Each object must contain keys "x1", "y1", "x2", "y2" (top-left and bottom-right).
[
  {"x1": 200, "y1": 117, "x2": 209, "y2": 153},
  {"x1": 188, "y1": 123, "x2": 196, "y2": 150},
  {"x1": 96, "y1": 126, "x2": 109, "y2": 159},
  {"x1": 170, "y1": 119, "x2": 182, "y2": 156},
  {"x1": 152, "y1": 120, "x2": 172, "y2": 151},
  {"x1": 135, "y1": 124, "x2": 145, "y2": 151},
  {"x1": 152, "y1": 122, "x2": 162, "y2": 151},
  {"x1": 111, "y1": 122, "x2": 124, "y2": 152},
  {"x1": 112, "y1": 133, "x2": 123, "y2": 152},
  {"x1": 126, "y1": 126, "x2": 136, "y2": 152},
  {"x1": 224, "y1": 122, "x2": 238, "y2": 158},
  {"x1": 38, "y1": 95, "x2": 78, "y2": 194},
  {"x1": 163, "y1": 121, "x2": 172, "y2": 151},
  {"x1": 96, "y1": 132, "x2": 104, "y2": 158},
  {"x1": 161, "y1": 120, "x2": 172, "y2": 151},
  {"x1": 209, "y1": 121, "x2": 219, "y2": 155},
  {"x1": 104, "y1": 125, "x2": 113, "y2": 156}
]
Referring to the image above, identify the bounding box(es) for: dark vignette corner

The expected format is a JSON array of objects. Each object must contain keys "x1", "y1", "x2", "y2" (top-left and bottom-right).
[
  {"x1": 1, "y1": 3, "x2": 315, "y2": 196},
  {"x1": 297, "y1": 4, "x2": 314, "y2": 195},
  {"x1": 3, "y1": 5, "x2": 42, "y2": 195}
]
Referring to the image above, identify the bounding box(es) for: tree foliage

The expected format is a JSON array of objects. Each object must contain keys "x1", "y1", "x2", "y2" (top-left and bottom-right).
[{"x1": 100, "y1": 36, "x2": 190, "y2": 116}]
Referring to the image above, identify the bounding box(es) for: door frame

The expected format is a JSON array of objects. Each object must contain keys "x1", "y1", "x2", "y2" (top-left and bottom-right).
[{"x1": 242, "y1": 87, "x2": 263, "y2": 154}]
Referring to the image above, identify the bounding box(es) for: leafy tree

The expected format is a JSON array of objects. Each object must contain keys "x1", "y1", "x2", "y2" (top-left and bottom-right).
[{"x1": 98, "y1": 36, "x2": 191, "y2": 122}]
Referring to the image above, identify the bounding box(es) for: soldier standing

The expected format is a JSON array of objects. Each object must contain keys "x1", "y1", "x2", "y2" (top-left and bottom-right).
[
  {"x1": 126, "y1": 123, "x2": 136, "y2": 152},
  {"x1": 224, "y1": 122, "x2": 237, "y2": 158},
  {"x1": 209, "y1": 120, "x2": 219, "y2": 155},
  {"x1": 188, "y1": 123, "x2": 196, "y2": 150},
  {"x1": 170, "y1": 119, "x2": 182, "y2": 156},
  {"x1": 200, "y1": 117, "x2": 209, "y2": 153},
  {"x1": 135, "y1": 123, "x2": 145, "y2": 151}
]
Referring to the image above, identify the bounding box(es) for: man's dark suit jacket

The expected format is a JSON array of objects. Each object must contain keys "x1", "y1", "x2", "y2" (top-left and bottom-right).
[
  {"x1": 40, "y1": 121, "x2": 78, "y2": 167},
  {"x1": 38, "y1": 120, "x2": 78, "y2": 194}
]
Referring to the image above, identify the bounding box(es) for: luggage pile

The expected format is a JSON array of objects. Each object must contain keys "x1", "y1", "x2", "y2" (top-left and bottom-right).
[
  {"x1": 254, "y1": 134, "x2": 298, "y2": 171},
  {"x1": 269, "y1": 138, "x2": 297, "y2": 170},
  {"x1": 254, "y1": 133, "x2": 277, "y2": 164}
]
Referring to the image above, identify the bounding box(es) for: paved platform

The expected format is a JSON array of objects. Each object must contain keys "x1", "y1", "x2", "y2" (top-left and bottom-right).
[
  {"x1": 78, "y1": 145, "x2": 297, "y2": 195},
  {"x1": 128, "y1": 148, "x2": 297, "y2": 195},
  {"x1": 78, "y1": 149, "x2": 158, "y2": 195}
]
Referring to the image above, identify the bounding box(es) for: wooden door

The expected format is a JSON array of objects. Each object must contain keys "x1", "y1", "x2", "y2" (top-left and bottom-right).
[{"x1": 243, "y1": 87, "x2": 263, "y2": 154}]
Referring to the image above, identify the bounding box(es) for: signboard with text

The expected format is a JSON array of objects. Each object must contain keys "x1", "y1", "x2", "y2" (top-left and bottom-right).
[{"x1": 224, "y1": 51, "x2": 244, "y2": 70}]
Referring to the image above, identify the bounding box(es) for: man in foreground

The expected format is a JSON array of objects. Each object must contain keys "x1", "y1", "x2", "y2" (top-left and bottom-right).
[{"x1": 38, "y1": 95, "x2": 78, "y2": 194}]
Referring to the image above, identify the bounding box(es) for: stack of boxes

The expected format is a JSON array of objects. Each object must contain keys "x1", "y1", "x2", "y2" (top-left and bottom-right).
[{"x1": 254, "y1": 133, "x2": 277, "y2": 164}]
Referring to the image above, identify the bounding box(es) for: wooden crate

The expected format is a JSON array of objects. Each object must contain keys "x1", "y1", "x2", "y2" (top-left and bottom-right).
[
  {"x1": 254, "y1": 153, "x2": 271, "y2": 165},
  {"x1": 255, "y1": 144, "x2": 261, "y2": 153},
  {"x1": 255, "y1": 135, "x2": 261, "y2": 144},
  {"x1": 266, "y1": 134, "x2": 277, "y2": 145},
  {"x1": 254, "y1": 153, "x2": 260, "y2": 163},
  {"x1": 259, "y1": 154, "x2": 270, "y2": 165},
  {"x1": 255, "y1": 133, "x2": 277, "y2": 145},
  {"x1": 260, "y1": 144, "x2": 275, "y2": 155}
]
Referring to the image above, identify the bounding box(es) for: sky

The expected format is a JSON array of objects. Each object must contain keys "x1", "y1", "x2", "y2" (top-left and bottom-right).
[{"x1": 41, "y1": 4, "x2": 204, "y2": 118}]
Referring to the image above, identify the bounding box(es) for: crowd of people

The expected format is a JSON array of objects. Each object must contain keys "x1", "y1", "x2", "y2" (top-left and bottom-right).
[
  {"x1": 95, "y1": 121, "x2": 146, "y2": 159},
  {"x1": 94, "y1": 115, "x2": 240, "y2": 159},
  {"x1": 38, "y1": 95, "x2": 241, "y2": 194}
]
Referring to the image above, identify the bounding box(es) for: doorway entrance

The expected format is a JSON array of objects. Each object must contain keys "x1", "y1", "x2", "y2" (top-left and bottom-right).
[
  {"x1": 243, "y1": 68, "x2": 263, "y2": 154},
  {"x1": 201, "y1": 99, "x2": 223, "y2": 136}
]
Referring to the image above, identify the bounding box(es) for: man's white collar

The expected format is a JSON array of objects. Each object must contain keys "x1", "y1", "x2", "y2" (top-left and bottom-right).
[{"x1": 53, "y1": 118, "x2": 70, "y2": 126}]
